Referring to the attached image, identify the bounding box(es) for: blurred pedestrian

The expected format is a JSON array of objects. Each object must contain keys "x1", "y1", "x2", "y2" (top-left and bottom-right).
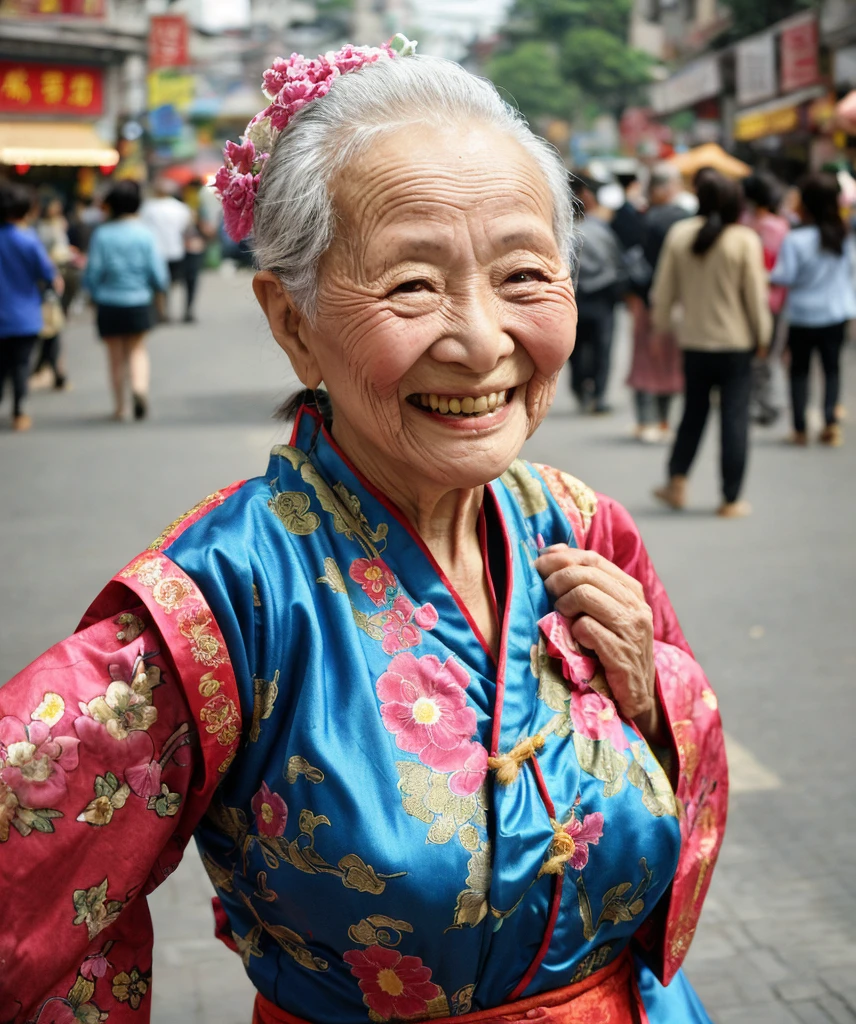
[
  {"x1": 742, "y1": 172, "x2": 789, "y2": 426},
  {"x1": 0, "y1": 181, "x2": 63, "y2": 432},
  {"x1": 626, "y1": 162, "x2": 688, "y2": 442},
  {"x1": 82, "y1": 180, "x2": 168, "y2": 421},
  {"x1": 652, "y1": 172, "x2": 771, "y2": 518},
  {"x1": 771, "y1": 173, "x2": 856, "y2": 447},
  {"x1": 180, "y1": 179, "x2": 213, "y2": 323},
  {"x1": 32, "y1": 195, "x2": 73, "y2": 391},
  {"x1": 569, "y1": 173, "x2": 628, "y2": 413},
  {"x1": 141, "y1": 177, "x2": 190, "y2": 321}
]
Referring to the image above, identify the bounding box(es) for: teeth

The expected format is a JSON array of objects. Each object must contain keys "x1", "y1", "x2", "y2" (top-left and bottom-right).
[{"x1": 416, "y1": 391, "x2": 510, "y2": 417}]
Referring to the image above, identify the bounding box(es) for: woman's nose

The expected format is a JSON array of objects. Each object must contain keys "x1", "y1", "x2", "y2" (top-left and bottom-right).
[{"x1": 431, "y1": 286, "x2": 515, "y2": 372}]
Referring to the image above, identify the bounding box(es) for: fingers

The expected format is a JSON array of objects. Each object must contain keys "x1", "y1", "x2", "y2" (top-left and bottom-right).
[
  {"x1": 535, "y1": 545, "x2": 645, "y2": 599},
  {"x1": 572, "y1": 615, "x2": 654, "y2": 720}
]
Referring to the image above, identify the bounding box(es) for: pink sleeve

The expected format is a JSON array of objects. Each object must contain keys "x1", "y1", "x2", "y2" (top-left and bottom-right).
[
  {"x1": 0, "y1": 552, "x2": 241, "y2": 1023},
  {"x1": 585, "y1": 495, "x2": 729, "y2": 983}
]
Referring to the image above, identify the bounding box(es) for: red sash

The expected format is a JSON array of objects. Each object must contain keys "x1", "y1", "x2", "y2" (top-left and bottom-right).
[{"x1": 252, "y1": 949, "x2": 646, "y2": 1024}]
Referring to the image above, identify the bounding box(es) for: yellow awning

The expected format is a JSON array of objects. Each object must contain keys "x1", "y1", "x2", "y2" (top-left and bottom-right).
[{"x1": 0, "y1": 121, "x2": 119, "y2": 167}]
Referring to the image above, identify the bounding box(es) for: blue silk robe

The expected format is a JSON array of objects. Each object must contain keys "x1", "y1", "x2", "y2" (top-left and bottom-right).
[{"x1": 0, "y1": 405, "x2": 726, "y2": 1023}]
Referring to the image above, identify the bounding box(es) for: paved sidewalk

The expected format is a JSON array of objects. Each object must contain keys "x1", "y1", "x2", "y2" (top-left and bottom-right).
[{"x1": 2, "y1": 278, "x2": 855, "y2": 1023}]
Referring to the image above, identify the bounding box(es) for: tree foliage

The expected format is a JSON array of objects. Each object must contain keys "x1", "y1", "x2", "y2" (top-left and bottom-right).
[
  {"x1": 719, "y1": 0, "x2": 816, "y2": 39},
  {"x1": 485, "y1": 40, "x2": 581, "y2": 123}
]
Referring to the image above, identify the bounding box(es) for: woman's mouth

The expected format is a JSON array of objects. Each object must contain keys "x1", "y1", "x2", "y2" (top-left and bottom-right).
[{"x1": 407, "y1": 389, "x2": 512, "y2": 418}]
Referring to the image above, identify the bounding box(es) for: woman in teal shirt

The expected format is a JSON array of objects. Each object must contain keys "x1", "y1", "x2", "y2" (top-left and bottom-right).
[{"x1": 83, "y1": 181, "x2": 169, "y2": 421}]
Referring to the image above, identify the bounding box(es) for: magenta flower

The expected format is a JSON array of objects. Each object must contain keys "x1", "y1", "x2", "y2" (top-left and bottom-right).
[
  {"x1": 376, "y1": 653, "x2": 487, "y2": 782},
  {"x1": 413, "y1": 603, "x2": 439, "y2": 629},
  {"x1": 343, "y1": 946, "x2": 440, "y2": 1020},
  {"x1": 216, "y1": 169, "x2": 259, "y2": 242},
  {"x1": 570, "y1": 689, "x2": 629, "y2": 752},
  {"x1": 448, "y1": 740, "x2": 489, "y2": 797},
  {"x1": 380, "y1": 596, "x2": 423, "y2": 655},
  {"x1": 563, "y1": 811, "x2": 604, "y2": 870},
  {"x1": 0, "y1": 717, "x2": 80, "y2": 809},
  {"x1": 80, "y1": 950, "x2": 112, "y2": 980},
  {"x1": 349, "y1": 557, "x2": 395, "y2": 607},
  {"x1": 328, "y1": 44, "x2": 389, "y2": 74},
  {"x1": 223, "y1": 139, "x2": 257, "y2": 175},
  {"x1": 251, "y1": 781, "x2": 288, "y2": 837}
]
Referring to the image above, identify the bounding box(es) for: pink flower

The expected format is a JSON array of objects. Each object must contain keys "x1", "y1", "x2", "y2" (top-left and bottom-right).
[
  {"x1": 349, "y1": 557, "x2": 395, "y2": 607},
  {"x1": 343, "y1": 946, "x2": 440, "y2": 1020},
  {"x1": 413, "y1": 603, "x2": 438, "y2": 629},
  {"x1": 539, "y1": 612, "x2": 597, "y2": 686},
  {"x1": 223, "y1": 138, "x2": 258, "y2": 175},
  {"x1": 262, "y1": 53, "x2": 316, "y2": 96},
  {"x1": 216, "y1": 170, "x2": 259, "y2": 242},
  {"x1": 251, "y1": 781, "x2": 288, "y2": 837},
  {"x1": 569, "y1": 689, "x2": 629, "y2": 752},
  {"x1": 377, "y1": 653, "x2": 488, "y2": 781},
  {"x1": 448, "y1": 740, "x2": 488, "y2": 797},
  {"x1": 80, "y1": 950, "x2": 112, "y2": 980},
  {"x1": 0, "y1": 716, "x2": 79, "y2": 809},
  {"x1": 377, "y1": 595, "x2": 437, "y2": 655},
  {"x1": 563, "y1": 811, "x2": 604, "y2": 870},
  {"x1": 328, "y1": 44, "x2": 389, "y2": 74}
]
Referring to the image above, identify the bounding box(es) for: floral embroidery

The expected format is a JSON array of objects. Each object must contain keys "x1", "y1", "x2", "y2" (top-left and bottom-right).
[
  {"x1": 562, "y1": 809, "x2": 605, "y2": 870},
  {"x1": 72, "y1": 878, "x2": 125, "y2": 941},
  {"x1": 199, "y1": 693, "x2": 240, "y2": 747},
  {"x1": 77, "y1": 772, "x2": 131, "y2": 827},
  {"x1": 378, "y1": 596, "x2": 439, "y2": 655},
  {"x1": 376, "y1": 653, "x2": 488, "y2": 796},
  {"x1": 78, "y1": 655, "x2": 162, "y2": 741},
  {"x1": 178, "y1": 605, "x2": 229, "y2": 667},
  {"x1": 120, "y1": 555, "x2": 162, "y2": 588},
  {"x1": 576, "y1": 857, "x2": 653, "y2": 942},
  {"x1": 533, "y1": 463, "x2": 598, "y2": 539},
  {"x1": 80, "y1": 945, "x2": 113, "y2": 981},
  {"x1": 148, "y1": 782, "x2": 181, "y2": 817},
  {"x1": 450, "y1": 842, "x2": 491, "y2": 928},
  {"x1": 251, "y1": 781, "x2": 288, "y2": 837},
  {"x1": 0, "y1": 714, "x2": 80, "y2": 809},
  {"x1": 111, "y1": 966, "x2": 150, "y2": 1009},
  {"x1": 268, "y1": 489, "x2": 322, "y2": 535},
  {"x1": 250, "y1": 671, "x2": 279, "y2": 742},
  {"x1": 349, "y1": 557, "x2": 396, "y2": 606},
  {"x1": 285, "y1": 755, "x2": 325, "y2": 784},
  {"x1": 396, "y1": 761, "x2": 486, "y2": 848},
  {"x1": 30, "y1": 691, "x2": 66, "y2": 727},
  {"x1": 114, "y1": 613, "x2": 145, "y2": 643},
  {"x1": 148, "y1": 489, "x2": 226, "y2": 551},
  {"x1": 343, "y1": 946, "x2": 442, "y2": 1021}
]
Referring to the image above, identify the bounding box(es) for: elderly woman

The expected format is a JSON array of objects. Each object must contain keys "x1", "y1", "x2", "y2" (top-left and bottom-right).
[{"x1": 0, "y1": 41, "x2": 725, "y2": 1024}]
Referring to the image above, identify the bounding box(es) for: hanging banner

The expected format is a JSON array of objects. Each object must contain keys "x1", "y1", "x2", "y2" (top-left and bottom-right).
[
  {"x1": 0, "y1": 60, "x2": 103, "y2": 115},
  {"x1": 736, "y1": 32, "x2": 776, "y2": 107},
  {"x1": 149, "y1": 14, "x2": 190, "y2": 70},
  {"x1": 147, "y1": 71, "x2": 195, "y2": 111},
  {"x1": 780, "y1": 15, "x2": 819, "y2": 94},
  {"x1": 0, "y1": 0, "x2": 105, "y2": 16}
]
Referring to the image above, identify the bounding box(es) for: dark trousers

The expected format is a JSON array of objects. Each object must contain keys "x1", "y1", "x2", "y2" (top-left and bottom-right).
[
  {"x1": 787, "y1": 322, "x2": 847, "y2": 433},
  {"x1": 569, "y1": 304, "x2": 615, "y2": 407},
  {"x1": 184, "y1": 251, "x2": 204, "y2": 317},
  {"x1": 669, "y1": 350, "x2": 753, "y2": 504},
  {"x1": 634, "y1": 391, "x2": 672, "y2": 426},
  {"x1": 34, "y1": 333, "x2": 63, "y2": 386},
  {"x1": 0, "y1": 335, "x2": 37, "y2": 417}
]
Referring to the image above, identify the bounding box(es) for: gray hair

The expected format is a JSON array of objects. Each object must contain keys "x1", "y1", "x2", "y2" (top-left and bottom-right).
[{"x1": 252, "y1": 53, "x2": 575, "y2": 316}]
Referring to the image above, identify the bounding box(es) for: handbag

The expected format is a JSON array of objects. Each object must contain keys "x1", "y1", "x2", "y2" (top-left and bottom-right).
[{"x1": 39, "y1": 291, "x2": 65, "y2": 339}]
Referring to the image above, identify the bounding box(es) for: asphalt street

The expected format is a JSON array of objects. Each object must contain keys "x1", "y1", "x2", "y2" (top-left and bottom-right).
[{"x1": 1, "y1": 270, "x2": 854, "y2": 1023}]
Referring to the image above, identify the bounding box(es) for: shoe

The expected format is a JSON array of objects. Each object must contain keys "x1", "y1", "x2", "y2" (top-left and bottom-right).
[
  {"x1": 132, "y1": 394, "x2": 148, "y2": 421},
  {"x1": 592, "y1": 403, "x2": 612, "y2": 416},
  {"x1": 28, "y1": 367, "x2": 53, "y2": 391},
  {"x1": 635, "y1": 426, "x2": 660, "y2": 444},
  {"x1": 12, "y1": 414, "x2": 32, "y2": 432},
  {"x1": 53, "y1": 375, "x2": 72, "y2": 391},
  {"x1": 717, "y1": 500, "x2": 752, "y2": 519},
  {"x1": 819, "y1": 424, "x2": 843, "y2": 447},
  {"x1": 183, "y1": 311, "x2": 196, "y2": 323},
  {"x1": 788, "y1": 431, "x2": 808, "y2": 446},
  {"x1": 653, "y1": 475, "x2": 687, "y2": 510}
]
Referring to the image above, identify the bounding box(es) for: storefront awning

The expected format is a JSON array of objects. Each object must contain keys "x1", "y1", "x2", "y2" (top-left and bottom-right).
[{"x1": 0, "y1": 122, "x2": 119, "y2": 167}]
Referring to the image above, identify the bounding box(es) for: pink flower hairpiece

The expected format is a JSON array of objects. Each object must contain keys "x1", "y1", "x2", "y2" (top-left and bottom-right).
[{"x1": 215, "y1": 33, "x2": 417, "y2": 242}]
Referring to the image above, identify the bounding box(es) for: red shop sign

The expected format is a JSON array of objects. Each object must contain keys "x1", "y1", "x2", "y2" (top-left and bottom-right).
[
  {"x1": 149, "y1": 14, "x2": 189, "y2": 69},
  {"x1": 780, "y1": 16, "x2": 820, "y2": 94},
  {"x1": 0, "y1": 61, "x2": 103, "y2": 115}
]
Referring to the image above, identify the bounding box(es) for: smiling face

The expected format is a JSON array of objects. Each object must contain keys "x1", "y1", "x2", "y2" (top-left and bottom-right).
[{"x1": 265, "y1": 122, "x2": 577, "y2": 503}]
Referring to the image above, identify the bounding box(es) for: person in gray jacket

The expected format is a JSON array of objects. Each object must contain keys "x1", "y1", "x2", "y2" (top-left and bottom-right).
[{"x1": 569, "y1": 174, "x2": 628, "y2": 413}]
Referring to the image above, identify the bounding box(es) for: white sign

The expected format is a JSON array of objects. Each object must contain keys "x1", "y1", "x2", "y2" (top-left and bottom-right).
[
  {"x1": 650, "y1": 57, "x2": 722, "y2": 115},
  {"x1": 736, "y1": 32, "x2": 777, "y2": 106}
]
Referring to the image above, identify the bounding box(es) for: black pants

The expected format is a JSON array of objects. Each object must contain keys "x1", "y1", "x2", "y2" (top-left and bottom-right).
[
  {"x1": 34, "y1": 333, "x2": 64, "y2": 386},
  {"x1": 569, "y1": 305, "x2": 614, "y2": 407},
  {"x1": 184, "y1": 251, "x2": 204, "y2": 317},
  {"x1": 787, "y1": 322, "x2": 847, "y2": 433},
  {"x1": 0, "y1": 335, "x2": 37, "y2": 417},
  {"x1": 669, "y1": 350, "x2": 753, "y2": 504}
]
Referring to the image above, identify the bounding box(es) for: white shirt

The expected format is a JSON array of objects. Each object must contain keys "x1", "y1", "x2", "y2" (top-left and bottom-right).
[{"x1": 141, "y1": 196, "x2": 192, "y2": 263}]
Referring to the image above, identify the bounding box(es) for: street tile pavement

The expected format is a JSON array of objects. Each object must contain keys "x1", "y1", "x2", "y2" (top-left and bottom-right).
[{"x1": 3, "y1": 284, "x2": 855, "y2": 1022}]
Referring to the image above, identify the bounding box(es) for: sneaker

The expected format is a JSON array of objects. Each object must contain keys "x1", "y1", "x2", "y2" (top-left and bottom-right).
[
  {"x1": 12, "y1": 414, "x2": 32, "y2": 432},
  {"x1": 653, "y1": 476, "x2": 687, "y2": 510},
  {"x1": 132, "y1": 394, "x2": 148, "y2": 421},
  {"x1": 819, "y1": 424, "x2": 843, "y2": 447},
  {"x1": 636, "y1": 426, "x2": 660, "y2": 444},
  {"x1": 717, "y1": 500, "x2": 752, "y2": 519}
]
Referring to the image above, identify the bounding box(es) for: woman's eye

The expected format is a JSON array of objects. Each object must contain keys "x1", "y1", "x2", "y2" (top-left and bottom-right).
[
  {"x1": 505, "y1": 270, "x2": 547, "y2": 285},
  {"x1": 390, "y1": 279, "x2": 432, "y2": 295}
]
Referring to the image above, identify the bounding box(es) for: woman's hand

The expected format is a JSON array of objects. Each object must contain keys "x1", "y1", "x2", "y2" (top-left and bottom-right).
[{"x1": 534, "y1": 545, "x2": 666, "y2": 745}]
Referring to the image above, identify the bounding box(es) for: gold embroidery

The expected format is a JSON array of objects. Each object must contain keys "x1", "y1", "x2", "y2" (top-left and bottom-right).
[
  {"x1": 671, "y1": 720, "x2": 700, "y2": 783},
  {"x1": 451, "y1": 985, "x2": 476, "y2": 1015},
  {"x1": 570, "y1": 945, "x2": 613, "y2": 983},
  {"x1": 114, "y1": 613, "x2": 145, "y2": 642},
  {"x1": 252, "y1": 583, "x2": 262, "y2": 607},
  {"x1": 348, "y1": 915, "x2": 413, "y2": 947},
  {"x1": 249, "y1": 671, "x2": 279, "y2": 742},
  {"x1": 120, "y1": 556, "x2": 162, "y2": 588},
  {"x1": 178, "y1": 607, "x2": 228, "y2": 667},
  {"x1": 285, "y1": 755, "x2": 325, "y2": 785},
  {"x1": 148, "y1": 490, "x2": 225, "y2": 551},
  {"x1": 316, "y1": 556, "x2": 347, "y2": 594},
  {"x1": 576, "y1": 858, "x2": 653, "y2": 942},
  {"x1": 627, "y1": 742, "x2": 678, "y2": 818},
  {"x1": 152, "y1": 577, "x2": 193, "y2": 614},
  {"x1": 268, "y1": 490, "x2": 322, "y2": 536},
  {"x1": 534, "y1": 464, "x2": 598, "y2": 533},
  {"x1": 500, "y1": 461, "x2": 549, "y2": 517},
  {"x1": 396, "y1": 762, "x2": 487, "y2": 847},
  {"x1": 449, "y1": 842, "x2": 491, "y2": 929},
  {"x1": 198, "y1": 672, "x2": 223, "y2": 698},
  {"x1": 202, "y1": 853, "x2": 234, "y2": 892},
  {"x1": 199, "y1": 694, "x2": 240, "y2": 747}
]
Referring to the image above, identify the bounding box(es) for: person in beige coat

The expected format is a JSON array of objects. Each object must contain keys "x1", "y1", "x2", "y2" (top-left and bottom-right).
[{"x1": 651, "y1": 172, "x2": 772, "y2": 517}]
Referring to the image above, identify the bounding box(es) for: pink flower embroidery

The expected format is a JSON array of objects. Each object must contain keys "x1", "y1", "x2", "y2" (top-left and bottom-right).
[
  {"x1": 376, "y1": 653, "x2": 488, "y2": 795},
  {"x1": 378, "y1": 596, "x2": 437, "y2": 655},
  {"x1": 343, "y1": 946, "x2": 441, "y2": 1020},
  {"x1": 0, "y1": 717, "x2": 80, "y2": 809},
  {"x1": 251, "y1": 781, "x2": 288, "y2": 837},
  {"x1": 563, "y1": 811, "x2": 604, "y2": 870},
  {"x1": 349, "y1": 557, "x2": 396, "y2": 607},
  {"x1": 80, "y1": 950, "x2": 112, "y2": 980}
]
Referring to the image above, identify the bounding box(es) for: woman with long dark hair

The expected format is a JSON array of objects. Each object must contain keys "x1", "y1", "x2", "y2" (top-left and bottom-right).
[
  {"x1": 771, "y1": 173, "x2": 856, "y2": 447},
  {"x1": 651, "y1": 171, "x2": 772, "y2": 517},
  {"x1": 82, "y1": 180, "x2": 168, "y2": 420}
]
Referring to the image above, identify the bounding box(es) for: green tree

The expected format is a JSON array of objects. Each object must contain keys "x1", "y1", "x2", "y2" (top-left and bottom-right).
[
  {"x1": 560, "y1": 27, "x2": 654, "y2": 111},
  {"x1": 485, "y1": 40, "x2": 581, "y2": 123},
  {"x1": 720, "y1": 0, "x2": 816, "y2": 39},
  {"x1": 507, "y1": 0, "x2": 634, "y2": 40}
]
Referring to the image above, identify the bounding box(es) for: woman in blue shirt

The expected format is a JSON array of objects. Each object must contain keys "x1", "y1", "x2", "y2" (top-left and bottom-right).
[
  {"x1": 771, "y1": 173, "x2": 856, "y2": 447},
  {"x1": 82, "y1": 180, "x2": 169, "y2": 421},
  {"x1": 0, "y1": 181, "x2": 62, "y2": 432}
]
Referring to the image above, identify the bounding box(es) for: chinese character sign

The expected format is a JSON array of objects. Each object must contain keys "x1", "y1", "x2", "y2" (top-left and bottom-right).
[
  {"x1": 780, "y1": 15, "x2": 820, "y2": 94},
  {"x1": 0, "y1": 0, "x2": 105, "y2": 16},
  {"x1": 149, "y1": 14, "x2": 189, "y2": 69},
  {"x1": 0, "y1": 61, "x2": 103, "y2": 115}
]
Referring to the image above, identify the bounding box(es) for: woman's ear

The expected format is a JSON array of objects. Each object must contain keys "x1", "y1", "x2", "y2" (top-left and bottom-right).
[{"x1": 252, "y1": 271, "x2": 323, "y2": 388}]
